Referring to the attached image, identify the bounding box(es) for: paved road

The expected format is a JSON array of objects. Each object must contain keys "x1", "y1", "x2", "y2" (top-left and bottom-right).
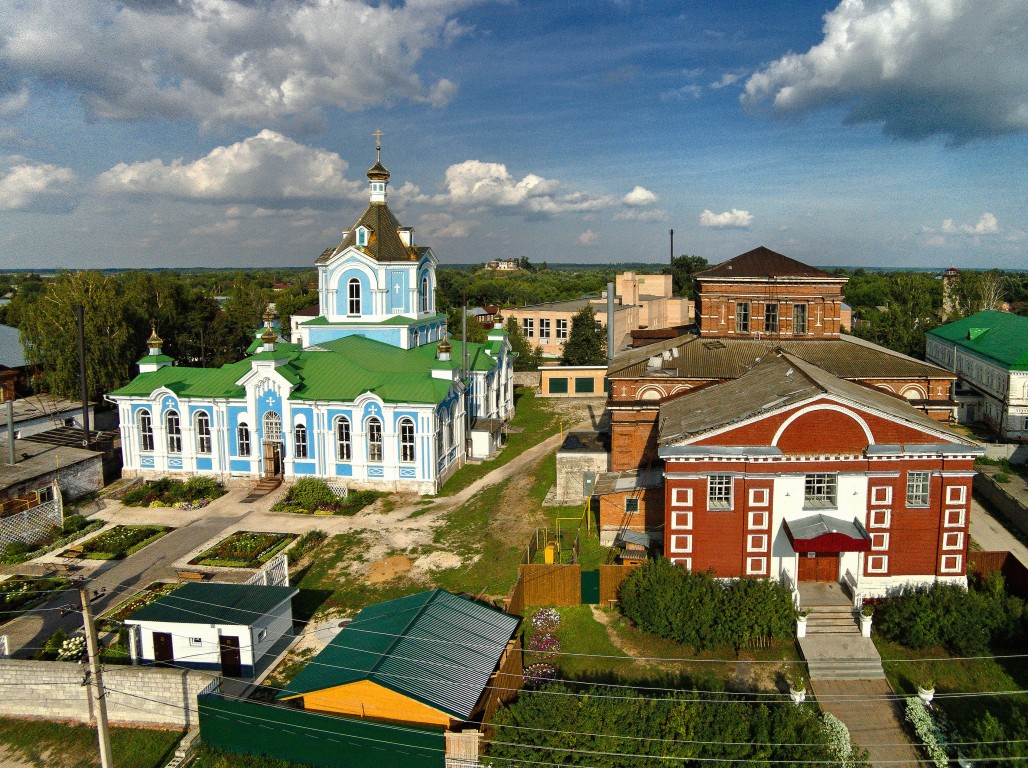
[{"x1": 969, "y1": 497, "x2": 1028, "y2": 566}]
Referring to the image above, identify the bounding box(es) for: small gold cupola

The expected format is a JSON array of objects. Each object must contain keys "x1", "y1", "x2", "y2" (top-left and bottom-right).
[{"x1": 368, "y1": 129, "x2": 390, "y2": 204}]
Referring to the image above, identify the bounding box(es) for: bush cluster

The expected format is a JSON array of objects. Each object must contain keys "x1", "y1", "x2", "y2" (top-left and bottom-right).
[
  {"x1": 618, "y1": 558, "x2": 797, "y2": 651},
  {"x1": 272, "y1": 479, "x2": 381, "y2": 516},
  {"x1": 873, "y1": 572, "x2": 1025, "y2": 655},
  {"x1": 122, "y1": 477, "x2": 224, "y2": 507}
]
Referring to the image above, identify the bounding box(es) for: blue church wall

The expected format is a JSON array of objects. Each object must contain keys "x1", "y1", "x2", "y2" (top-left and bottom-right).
[
  {"x1": 334, "y1": 463, "x2": 353, "y2": 477},
  {"x1": 332, "y1": 267, "x2": 372, "y2": 317},
  {"x1": 196, "y1": 458, "x2": 213, "y2": 471},
  {"x1": 387, "y1": 269, "x2": 409, "y2": 314},
  {"x1": 308, "y1": 326, "x2": 402, "y2": 347},
  {"x1": 158, "y1": 394, "x2": 180, "y2": 419},
  {"x1": 228, "y1": 406, "x2": 250, "y2": 458},
  {"x1": 293, "y1": 462, "x2": 317, "y2": 475},
  {"x1": 417, "y1": 265, "x2": 433, "y2": 313},
  {"x1": 361, "y1": 401, "x2": 385, "y2": 424},
  {"x1": 230, "y1": 459, "x2": 251, "y2": 473},
  {"x1": 292, "y1": 407, "x2": 315, "y2": 462}
]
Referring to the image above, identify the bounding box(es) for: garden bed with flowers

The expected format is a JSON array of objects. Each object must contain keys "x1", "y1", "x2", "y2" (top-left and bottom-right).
[
  {"x1": 97, "y1": 581, "x2": 180, "y2": 632},
  {"x1": 120, "y1": 477, "x2": 225, "y2": 509},
  {"x1": 69, "y1": 525, "x2": 172, "y2": 560},
  {"x1": 190, "y1": 531, "x2": 297, "y2": 568},
  {"x1": 0, "y1": 576, "x2": 69, "y2": 624}
]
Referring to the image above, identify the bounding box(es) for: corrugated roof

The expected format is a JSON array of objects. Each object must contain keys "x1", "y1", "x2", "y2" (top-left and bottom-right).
[
  {"x1": 696, "y1": 247, "x2": 841, "y2": 280},
  {"x1": 0, "y1": 324, "x2": 27, "y2": 369},
  {"x1": 317, "y1": 202, "x2": 418, "y2": 263},
  {"x1": 124, "y1": 583, "x2": 297, "y2": 626},
  {"x1": 510, "y1": 298, "x2": 634, "y2": 313},
  {"x1": 927, "y1": 309, "x2": 1028, "y2": 370},
  {"x1": 279, "y1": 589, "x2": 519, "y2": 720},
  {"x1": 658, "y1": 352, "x2": 972, "y2": 448},
  {"x1": 593, "y1": 468, "x2": 664, "y2": 495},
  {"x1": 109, "y1": 360, "x2": 252, "y2": 399},
  {"x1": 609, "y1": 334, "x2": 951, "y2": 381}
]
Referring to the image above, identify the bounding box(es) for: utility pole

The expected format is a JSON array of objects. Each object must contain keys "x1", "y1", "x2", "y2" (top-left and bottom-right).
[
  {"x1": 80, "y1": 587, "x2": 113, "y2": 768},
  {"x1": 669, "y1": 229, "x2": 674, "y2": 267}
]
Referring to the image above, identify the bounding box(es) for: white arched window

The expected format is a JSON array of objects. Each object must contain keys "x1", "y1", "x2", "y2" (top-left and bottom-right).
[
  {"x1": 237, "y1": 422, "x2": 251, "y2": 457},
  {"x1": 335, "y1": 417, "x2": 352, "y2": 461},
  {"x1": 441, "y1": 407, "x2": 452, "y2": 452},
  {"x1": 294, "y1": 424, "x2": 308, "y2": 459},
  {"x1": 263, "y1": 411, "x2": 282, "y2": 442},
  {"x1": 420, "y1": 275, "x2": 430, "y2": 313},
  {"x1": 367, "y1": 417, "x2": 383, "y2": 462},
  {"x1": 165, "y1": 410, "x2": 181, "y2": 454},
  {"x1": 348, "y1": 278, "x2": 361, "y2": 315},
  {"x1": 413, "y1": 329, "x2": 420, "y2": 348},
  {"x1": 138, "y1": 410, "x2": 154, "y2": 452},
  {"x1": 400, "y1": 418, "x2": 415, "y2": 463},
  {"x1": 195, "y1": 412, "x2": 211, "y2": 454}
]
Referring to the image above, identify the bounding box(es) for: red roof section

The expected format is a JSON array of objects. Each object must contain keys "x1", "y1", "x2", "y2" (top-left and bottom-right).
[{"x1": 697, "y1": 246, "x2": 837, "y2": 280}]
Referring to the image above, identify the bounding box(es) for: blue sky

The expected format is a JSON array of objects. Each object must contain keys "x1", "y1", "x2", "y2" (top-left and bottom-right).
[{"x1": 1, "y1": 0, "x2": 1025, "y2": 270}]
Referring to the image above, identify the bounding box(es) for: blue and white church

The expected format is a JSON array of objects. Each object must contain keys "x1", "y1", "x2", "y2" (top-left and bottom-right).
[{"x1": 108, "y1": 150, "x2": 514, "y2": 495}]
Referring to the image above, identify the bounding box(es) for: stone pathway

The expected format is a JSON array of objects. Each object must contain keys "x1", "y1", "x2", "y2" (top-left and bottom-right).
[
  {"x1": 970, "y1": 497, "x2": 1028, "y2": 566},
  {"x1": 811, "y1": 679, "x2": 920, "y2": 768}
]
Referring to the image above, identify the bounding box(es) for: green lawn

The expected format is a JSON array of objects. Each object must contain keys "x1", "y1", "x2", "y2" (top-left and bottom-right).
[
  {"x1": 437, "y1": 387, "x2": 562, "y2": 496},
  {"x1": 0, "y1": 718, "x2": 182, "y2": 768},
  {"x1": 191, "y1": 745, "x2": 315, "y2": 768}
]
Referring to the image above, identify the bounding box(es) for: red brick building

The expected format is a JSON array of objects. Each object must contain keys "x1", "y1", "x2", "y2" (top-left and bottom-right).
[{"x1": 658, "y1": 353, "x2": 980, "y2": 595}]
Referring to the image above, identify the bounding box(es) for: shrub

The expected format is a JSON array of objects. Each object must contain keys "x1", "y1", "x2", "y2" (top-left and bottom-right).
[
  {"x1": 36, "y1": 628, "x2": 69, "y2": 661},
  {"x1": 63, "y1": 514, "x2": 88, "y2": 533},
  {"x1": 285, "y1": 479, "x2": 337, "y2": 510},
  {"x1": 2, "y1": 541, "x2": 30, "y2": 558},
  {"x1": 905, "y1": 697, "x2": 948, "y2": 767},
  {"x1": 995, "y1": 472, "x2": 1011, "y2": 483},
  {"x1": 618, "y1": 558, "x2": 796, "y2": 650},
  {"x1": 183, "y1": 476, "x2": 221, "y2": 500}
]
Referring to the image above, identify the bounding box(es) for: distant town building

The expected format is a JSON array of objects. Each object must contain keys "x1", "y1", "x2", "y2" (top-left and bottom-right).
[
  {"x1": 926, "y1": 309, "x2": 1028, "y2": 441},
  {"x1": 486, "y1": 259, "x2": 520, "y2": 271}
]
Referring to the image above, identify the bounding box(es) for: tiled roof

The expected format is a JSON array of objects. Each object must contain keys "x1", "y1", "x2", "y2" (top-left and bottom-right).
[
  {"x1": 927, "y1": 310, "x2": 1028, "y2": 370},
  {"x1": 279, "y1": 589, "x2": 519, "y2": 720},
  {"x1": 0, "y1": 324, "x2": 27, "y2": 368},
  {"x1": 658, "y1": 353, "x2": 970, "y2": 447},
  {"x1": 696, "y1": 247, "x2": 839, "y2": 280},
  {"x1": 317, "y1": 202, "x2": 418, "y2": 263},
  {"x1": 124, "y1": 583, "x2": 297, "y2": 627},
  {"x1": 609, "y1": 334, "x2": 951, "y2": 381}
]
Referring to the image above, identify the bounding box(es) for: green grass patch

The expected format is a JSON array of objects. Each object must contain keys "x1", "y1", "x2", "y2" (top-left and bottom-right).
[
  {"x1": 437, "y1": 387, "x2": 561, "y2": 496},
  {"x1": 0, "y1": 718, "x2": 183, "y2": 768},
  {"x1": 192, "y1": 745, "x2": 315, "y2": 768},
  {"x1": 0, "y1": 518, "x2": 105, "y2": 564},
  {"x1": 191, "y1": 531, "x2": 297, "y2": 568},
  {"x1": 74, "y1": 524, "x2": 171, "y2": 560},
  {"x1": 0, "y1": 577, "x2": 69, "y2": 623}
]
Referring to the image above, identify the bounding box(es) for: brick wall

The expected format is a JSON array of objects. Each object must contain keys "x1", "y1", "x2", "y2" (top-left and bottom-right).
[
  {"x1": 0, "y1": 659, "x2": 215, "y2": 727},
  {"x1": 598, "y1": 486, "x2": 664, "y2": 545},
  {"x1": 697, "y1": 280, "x2": 846, "y2": 339}
]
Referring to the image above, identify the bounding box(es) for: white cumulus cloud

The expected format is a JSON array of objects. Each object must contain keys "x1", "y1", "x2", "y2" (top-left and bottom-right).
[
  {"x1": 742, "y1": 0, "x2": 1028, "y2": 143},
  {"x1": 578, "y1": 229, "x2": 598, "y2": 246},
  {"x1": 699, "y1": 208, "x2": 753, "y2": 228},
  {"x1": 0, "y1": 0, "x2": 474, "y2": 129},
  {"x1": 623, "y1": 186, "x2": 658, "y2": 207},
  {"x1": 0, "y1": 157, "x2": 77, "y2": 210},
  {"x1": 941, "y1": 212, "x2": 999, "y2": 235},
  {"x1": 97, "y1": 130, "x2": 361, "y2": 204}
]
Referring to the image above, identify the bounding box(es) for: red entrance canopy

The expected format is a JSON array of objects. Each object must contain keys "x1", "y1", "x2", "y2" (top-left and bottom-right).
[{"x1": 785, "y1": 514, "x2": 871, "y2": 553}]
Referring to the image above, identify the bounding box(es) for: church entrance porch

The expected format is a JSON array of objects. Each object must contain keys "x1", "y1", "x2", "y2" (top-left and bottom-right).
[
  {"x1": 798, "y1": 552, "x2": 841, "y2": 583},
  {"x1": 262, "y1": 442, "x2": 282, "y2": 479}
]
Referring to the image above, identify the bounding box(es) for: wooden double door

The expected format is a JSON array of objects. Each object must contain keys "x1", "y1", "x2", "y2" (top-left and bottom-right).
[{"x1": 797, "y1": 552, "x2": 840, "y2": 583}]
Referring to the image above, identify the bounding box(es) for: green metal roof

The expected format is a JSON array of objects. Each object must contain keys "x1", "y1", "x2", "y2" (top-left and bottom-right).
[
  {"x1": 135, "y1": 353, "x2": 174, "y2": 365},
  {"x1": 927, "y1": 310, "x2": 1028, "y2": 370},
  {"x1": 109, "y1": 360, "x2": 252, "y2": 399},
  {"x1": 279, "y1": 589, "x2": 519, "y2": 720},
  {"x1": 124, "y1": 583, "x2": 297, "y2": 626},
  {"x1": 246, "y1": 339, "x2": 302, "y2": 355}
]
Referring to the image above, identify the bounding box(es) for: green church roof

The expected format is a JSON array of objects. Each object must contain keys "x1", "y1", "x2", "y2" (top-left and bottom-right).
[
  {"x1": 278, "y1": 589, "x2": 519, "y2": 720},
  {"x1": 928, "y1": 310, "x2": 1028, "y2": 370}
]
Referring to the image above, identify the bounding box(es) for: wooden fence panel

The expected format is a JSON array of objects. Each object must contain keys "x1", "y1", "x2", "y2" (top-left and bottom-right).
[
  {"x1": 479, "y1": 638, "x2": 523, "y2": 728},
  {"x1": 520, "y1": 564, "x2": 581, "y2": 606},
  {"x1": 598, "y1": 564, "x2": 639, "y2": 606},
  {"x1": 971, "y1": 550, "x2": 1028, "y2": 600}
]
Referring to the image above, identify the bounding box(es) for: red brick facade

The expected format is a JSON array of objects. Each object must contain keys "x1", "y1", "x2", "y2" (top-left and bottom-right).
[{"x1": 697, "y1": 280, "x2": 847, "y2": 339}]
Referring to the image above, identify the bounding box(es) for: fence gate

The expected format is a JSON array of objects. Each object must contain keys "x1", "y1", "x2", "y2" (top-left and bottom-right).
[{"x1": 580, "y1": 570, "x2": 600, "y2": 604}]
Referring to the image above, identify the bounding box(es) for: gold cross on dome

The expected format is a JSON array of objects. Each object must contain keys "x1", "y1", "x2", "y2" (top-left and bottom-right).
[{"x1": 373, "y1": 129, "x2": 384, "y2": 160}]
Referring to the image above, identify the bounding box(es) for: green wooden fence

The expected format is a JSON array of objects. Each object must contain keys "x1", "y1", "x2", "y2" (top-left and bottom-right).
[{"x1": 199, "y1": 693, "x2": 445, "y2": 768}]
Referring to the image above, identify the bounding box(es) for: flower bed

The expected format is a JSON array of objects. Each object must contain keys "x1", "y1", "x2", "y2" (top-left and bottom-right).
[
  {"x1": 0, "y1": 516, "x2": 105, "y2": 564},
  {"x1": 98, "y1": 582, "x2": 179, "y2": 632},
  {"x1": 271, "y1": 478, "x2": 381, "y2": 516},
  {"x1": 191, "y1": 531, "x2": 297, "y2": 568},
  {"x1": 121, "y1": 477, "x2": 225, "y2": 508},
  {"x1": 0, "y1": 576, "x2": 69, "y2": 623},
  {"x1": 72, "y1": 525, "x2": 172, "y2": 560}
]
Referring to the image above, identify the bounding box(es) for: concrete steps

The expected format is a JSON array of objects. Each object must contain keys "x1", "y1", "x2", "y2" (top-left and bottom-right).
[
  {"x1": 806, "y1": 657, "x2": 886, "y2": 680},
  {"x1": 805, "y1": 606, "x2": 859, "y2": 635}
]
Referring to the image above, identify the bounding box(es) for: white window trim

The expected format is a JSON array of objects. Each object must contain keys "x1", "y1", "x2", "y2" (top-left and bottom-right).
[
  {"x1": 871, "y1": 532, "x2": 889, "y2": 551},
  {"x1": 871, "y1": 486, "x2": 892, "y2": 505},
  {"x1": 942, "y1": 532, "x2": 964, "y2": 550},
  {"x1": 670, "y1": 557, "x2": 692, "y2": 570},
  {"x1": 944, "y1": 508, "x2": 966, "y2": 527},
  {"x1": 670, "y1": 487, "x2": 693, "y2": 508},
  {"x1": 869, "y1": 509, "x2": 891, "y2": 528},
  {"x1": 867, "y1": 555, "x2": 888, "y2": 574},
  {"x1": 748, "y1": 511, "x2": 768, "y2": 530},
  {"x1": 946, "y1": 485, "x2": 967, "y2": 505},
  {"x1": 746, "y1": 557, "x2": 767, "y2": 576},
  {"x1": 748, "y1": 488, "x2": 769, "y2": 506},
  {"x1": 671, "y1": 510, "x2": 692, "y2": 530},
  {"x1": 941, "y1": 554, "x2": 963, "y2": 573},
  {"x1": 747, "y1": 534, "x2": 768, "y2": 552},
  {"x1": 707, "y1": 475, "x2": 733, "y2": 511},
  {"x1": 670, "y1": 534, "x2": 692, "y2": 553}
]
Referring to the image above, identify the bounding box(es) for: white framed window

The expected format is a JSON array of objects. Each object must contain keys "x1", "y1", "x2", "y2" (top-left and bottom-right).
[
  {"x1": 748, "y1": 488, "x2": 769, "y2": 506},
  {"x1": 764, "y1": 302, "x2": 779, "y2": 334},
  {"x1": 804, "y1": 473, "x2": 837, "y2": 508},
  {"x1": 400, "y1": 418, "x2": 416, "y2": 463},
  {"x1": 944, "y1": 508, "x2": 965, "y2": 527},
  {"x1": 138, "y1": 410, "x2": 154, "y2": 452},
  {"x1": 522, "y1": 318, "x2": 534, "y2": 337},
  {"x1": 237, "y1": 422, "x2": 251, "y2": 457},
  {"x1": 906, "y1": 471, "x2": 930, "y2": 507},
  {"x1": 747, "y1": 534, "x2": 768, "y2": 552},
  {"x1": 420, "y1": 275, "x2": 430, "y2": 313},
  {"x1": 941, "y1": 554, "x2": 963, "y2": 573},
  {"x1": 165, "y1": 410, "x2": 182, "y2": 454},
  {"x1": 746, "y1": 557, "x2": 768, "y2": 576},
  {"x1": 671, "y1": 510, "x2": 692, "y2": 530},
  {"x1": 871, "y1": 532, "x2": 889, "y2": 550},
  {"x1": 294, "y1": 424, "x2": 308, "y2": 459},
  {"x1": 707, "y1": 475, "x2": 733, "y2": 510},
  {"x1": 793, "y1": 303, "x2": 807, "y2": 335},
  {"x1": 670, "y1": 534, "x2": 692, "y2": 553},
  {"x1": 336, "y1": 417, "x2": 352, "y2": 461},
  {"x1": 367, "y1": 417, "x2": 383, "y2": 463},
  {"x1": 942, "y1": 532, "x2": 964, "y2": 550},
  {"x1": 539, "y1": 318, "x2": 551, "y2": 342},
  {"x1": 946, "y1": 485, "x2": 967, "y2": 505},
  {"x1": 869, "y1": 509, "x2": 891, "y2": 528},
  {"x1": 263, "y1": 411, "x2": 282, "y2": 442},
  {"x1": 867, "y1": 555, "x2": 888, "y2": 574},
  {"x1": 348, "y1": 278, "x2": 361, "y2": 315},
  {"x1": 670, "y1": 487, "x2": 693, "y2": 507},
  {"x1": 670, "y1": 557, "x2": 692, "y2": 570},
  {"x1": 195, "y1": 412, "x2": 212, "y2": 454},
  {"x1": 748, "y1": 511, "x2": 768, "y2": 530},
  {"x1": 189, "y1": 637, "x2": 202, "y2": 647},
  {"x1": 871, "y1": 486, "x2": 892, "y2": 505},
  {"x1": 625, "y1": 498, "x2": 640, "y2": 514},
  {"x1": 556, "y1": 319, "x2": 568, "y2": 339}
]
